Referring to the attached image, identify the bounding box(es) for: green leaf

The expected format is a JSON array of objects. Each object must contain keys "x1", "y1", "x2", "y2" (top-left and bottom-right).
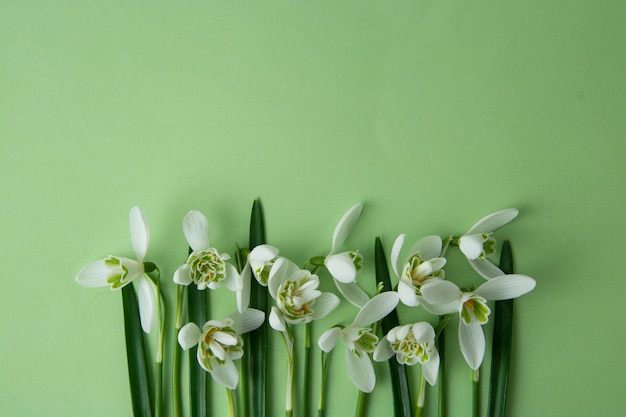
[
  {"x1": 187, "y1": 246, "x2": 208, "y2": 417},
  {"x1": 122, "y1": 284, "x2": 153, "y2": 417},
  {"x1": 487, "y1": 240, "x2": 514, "y2": 417},
  {"x1": 375, "y1": 237, "x2": 412, "y2": 417},
  {"x1": 245, "y1": 199, "x2": 268, "y2": 417}
]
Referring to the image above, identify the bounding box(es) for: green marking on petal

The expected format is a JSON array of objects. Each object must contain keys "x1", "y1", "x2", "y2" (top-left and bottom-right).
[{"x1": 355, "y1": 329, "x2": 378, "y2": 353}]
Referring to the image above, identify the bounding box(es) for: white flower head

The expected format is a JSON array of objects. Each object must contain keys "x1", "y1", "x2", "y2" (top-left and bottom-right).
[
  {"x1": 391, "y1": 234, "x2": 447, "y2": 308},
  {"x1": 322, "y1": 203, "x2": 370, "y2": 308},
  {"x1": 421, "y1": 274, "x2": 535, "y2": 370},
  {"x1": 178, "y1": 309, "x2": 265, "y2": 390},
  {"x1": 237, "y1": 244, "x2": 279, "y2": 313},
  {"x1": 374, "y1": 322, "x2": 440, "y2": 385},
  {"x1": 268, "y1": 257, "x2": 340, "y2": 327},
  {"x1": 75, "y1": 206, "x2": 158, "y2": 333},
  {"x1": 458, "y1": 209, "x2": 518, "y2": 279},
  {"x1": 318, "y1": 292, "x2": 400, "y2": 393},
  {"x1": 173, "y1": 210, "x2": 242, "y2": 292}
]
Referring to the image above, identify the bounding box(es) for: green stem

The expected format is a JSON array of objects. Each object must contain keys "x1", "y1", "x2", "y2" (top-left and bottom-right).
[
  {"x1": 304, "y1": 322, "x2": 313, "y2": 417},
  {"x1": 414, "y1": 374, "x2": 426, "y2": 417},
  {"x1": 148, "y1": 269, "x2": 164, "y2": 417},
  {"x1": 472, "y1": 369, "x2": 480, "y2": 417},
  {"x1": 227, "y1": 389, "x2": 236, "y2": 417},
  {"x1": 436, "y1": 321, "x2": 446, "y2": 417},
  {"x1": 172, "y1": 285, "x2": 185, "y2": 417},
  {"x1": 354, "y1": 390, "x2": 367, "y2": 417},
  {"x1": 281, "y1": 327, "x2": 295, "y2": 417},
  {"x1": 121, "y1": 284, "x2": 153, "y2": 417},
  {"x1": 188, "y1": 282, "x2": 207, "y2": 417},
  {"x1": 318, "y1": 350, "x2": 329, "y2": 417}
]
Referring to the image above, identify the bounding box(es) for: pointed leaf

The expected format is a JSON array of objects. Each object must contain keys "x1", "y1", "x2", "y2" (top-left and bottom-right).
[{"x1": 331, "y1": 203, "x2": 363, "y2": 253}]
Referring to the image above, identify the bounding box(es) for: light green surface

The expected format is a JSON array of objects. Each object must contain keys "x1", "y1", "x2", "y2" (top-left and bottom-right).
[{"x1": 1, "y1": 1, "x2": 625, "y2": 416}]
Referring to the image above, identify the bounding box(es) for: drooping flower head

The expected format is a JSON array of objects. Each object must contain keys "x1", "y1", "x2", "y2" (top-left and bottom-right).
[
  {"x1": 391, "y1": 234, "x2": 446, "y2": 308},
  {"x1": 318, "y1": 292, "x2": 400, "y2": 393},
  {"x1": 178, "y1": 308, "x2": 264, "y2": 390},
  {"x1": 75, "y1": 206, "x2": 158, "y2": 333},
  {"x1": 421, "y1": 274, "x2": 536, "y2": 370},
  {"x1": 268, "y1": 257, "x2": 340, "y2": 327},
  {"x1": 237, "y1": 244, "x2": 279, "y2": 313},
  {"x1": 174, "y1": 210, "x2": 242, "y2": 292},
  {"x1": 458, "y1": 209, "x2": 518, "y2": 279},
  {"x1": 374, "y1": 322, "x2": 439, "y2": 385}
]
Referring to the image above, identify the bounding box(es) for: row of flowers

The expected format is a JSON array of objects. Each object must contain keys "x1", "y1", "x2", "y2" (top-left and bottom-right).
[{"x1": 76, "y1": 202, "x2": 536, "y2": 417}]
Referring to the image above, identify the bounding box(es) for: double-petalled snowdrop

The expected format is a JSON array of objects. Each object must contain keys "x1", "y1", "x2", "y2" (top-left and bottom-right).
[
  {"x1": 322, "y1": 203, "x2": 369, "y2": 308},
  {"x1": 237, "y1": 244, "x2": 279, "y2": 313},
  {"x1": 318, "y1": 292, "x2": 400, "y2": 393},
  {"x1": 173, "y1": 210, "x2": 242, "y2": 291},
  {"x1": 76, "y1": 206, "x2": 158, "y2": 333},
  {"x1": 178, "y1": 308, "x2": 264, "y2": 390},
  {"x1": 374, "y1": 322, "x2": 439, "y2": 385},
  {"x1": 391, "y1": 234, "x2": 447, "y2": 308},
  {"x1": 458, "y1": 209, "x2": 519, "y2": 279},
  {"x1": 421, "y1": 274, "x2": 535, "y2": 370},
  {"x1": 268, "y1": 257, "x2": 340, "y2": 328}
]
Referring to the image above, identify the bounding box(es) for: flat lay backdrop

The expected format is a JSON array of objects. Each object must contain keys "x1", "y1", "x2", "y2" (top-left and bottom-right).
[{"x1": 1, "y1": 1, "x2": 625, "y2": 416}]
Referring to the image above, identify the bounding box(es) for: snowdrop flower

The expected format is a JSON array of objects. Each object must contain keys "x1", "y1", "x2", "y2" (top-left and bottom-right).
[
  {"x1": 322, "y1": 203, "x2": 369, "y2": 308},
  {"x1": 178, "y1": 309, "x2": 264, "y2": 389},
  {"x1": 76, "y1": 206, "x2": 158, "y2": 333},
  {"x1": 268, "y1": 257, "x2": 340, "y2": 328},
  {"x1": 391, "y1": 234, "x2": 447, "y2": 308},
  {"x1": 237, "y1": 244, "x2": 279, "y2": 313},
  {"x1": 173, "y1": 210, "x2": 242, "y2": 291},
  {"x1": 421, "y1": 274, "x2": 535, "y2": 370},
  {"x1": 318, "y1": 292, "x2": 400, "y2": 393},
  {"x1": 458, "y1": 209, "x2": 518, "y2": 279},
  {"x1": 374, "y1": 322, "x2": 439, "y2": 385}
]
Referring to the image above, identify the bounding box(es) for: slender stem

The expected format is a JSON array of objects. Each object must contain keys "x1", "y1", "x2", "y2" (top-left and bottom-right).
[
  {"x1": 304, "y1": 322, "x2": 313, "y2": 417},
  {"x1": 436, "y1": 321, "x2": 446, "y2": 417},
  {"x1": 354, "y1": 390, "x2": 367, "y2": 417},
  {"x1": 153, "y1": 270, "x2": 164, "y2": 417},
  {"x1": 414, "y1": 374, "x2": 426, "y2": 417},
  {"x1": 472, "y1": 369, "x2": 480, "y2": 417},
  {"x1": 172, "y1": 285, "x2": 185, "y2": 417},
  {"x1": 318, "y1": 350, "x2": 329, "y2": 417},
  {"x1": 280, "y1": 326, "x2": 295, "y2": 417},
  {"x1": 227, "y1": 388, "x2": 236, "y2": 417}
]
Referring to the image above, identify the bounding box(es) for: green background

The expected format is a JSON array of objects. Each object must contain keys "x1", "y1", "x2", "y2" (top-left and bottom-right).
[{"x1": 1, "y1": 1, "x2": 624, "y2": 416}]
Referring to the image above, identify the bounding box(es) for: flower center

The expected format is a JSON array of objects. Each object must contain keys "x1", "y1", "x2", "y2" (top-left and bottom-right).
[
  {"x1": 198, "y1": 320, "x2": 242, "y2": 371},
  {"x1": 187, "y1": 248, "x2": 226, "y2": 287},
  {"x1": 104, "y1": 256, "x2": 144, "y2": 289},
  {"x1": 277, "y1": 273, "x2": 320, "y2": 322},
  {"x1": 351, "y1": 328, "x2": 378, "y2": 357},
  {"x1": 460, "y1": 294, "x2": 490, "y2": 324},
  {"x1": 390, "y1": 332, "x2": 433, "y2": 365}
]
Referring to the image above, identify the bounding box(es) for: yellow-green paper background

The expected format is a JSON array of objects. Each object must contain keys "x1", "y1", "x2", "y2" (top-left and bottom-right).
[{"x1": 1, "y1": 1, "x2": 624, "y2": 416}]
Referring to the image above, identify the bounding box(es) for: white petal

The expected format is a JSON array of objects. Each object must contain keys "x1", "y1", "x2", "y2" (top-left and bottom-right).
[
  {"x1": 429, "y1": 257, "x2": 447, "y2": 271},
  {"x1": 352, "y1": 292, "x2": 399, "y2": 327},
  {"x1": 75, "y1": 260, "x2": 111, "y2": 288},
  {"x1": 249, "y1": 244, "x2": 279, "y2": 262},
  {"x1": 318, "y1": 327, "x2": 341, "y2": 352},
  {"x1": 459, "y1": 235, "x2": 484, "y2": 260},
  {"x1": 422, "y1": 349, "x2": 440, "y2": 385},
  {"x1": 224, "y1": 263, "x2": 243, "y2": 291},
  {"x1": 173, "y1": 264, "x2": 192, "y2": 286},
  {"x1": 373, "y1": 338, "x2": 395, "y2": 362},
  {"x1": 419, "y1": 299, "x2": 458, "y2": 315},
  {"x1": 230, "y1": 308, "x2": 265, "y2": 334},
  {"x1": 407, "y1": 235, "x2": 442, "y2": 262},
  {"x1": 346, "y1": 348, "x2": 376, "y2": 393},
  {"x1": 129, "y1": 206, "x2": 150, "y2": 261},
  {"x1": 183, "y1": 210, "x2": 210, "y2": 251},
  {"x1": 390, "y1": 234, "x2": 406, "y2": 278},
  {"x1": 268, "y1": 257, "x2": 299, "y2": 299},
  {"x1": 466, "y1": 208, "x2": 519, "y2": 234},
  {"x1": 397, "y1": 280, "x2": 421, "y2": 307},
  {"x1": 236, "y1": 266, "x2": 251, "y2": 313},
  {"x1": 210, "y1": 360, "x2": 239, "y2": 390},
  {"x1": 421, "y1": 280, "x2": 462, "y2": 306},
  {"x1": 410, "y1": 322, "x2": 435, "y2": 342},
  {"x1": 213, "y1": 331, "x2": 238, "y2": 346},
  {"x1": 468, "y1": 258, "x2": 504, "y2": 280},
  {"x1": 135, "y1": 276, "x2": 157, "y2": 333},
  {"x1": 474, "y1": 275, "x2": 536, "y2": 300},
  {"x1": 325, "y1": 253, "x2": 357, "y2": 283},
  {"x1": 178, "y1": 322, "x2": 201, "y2": 350},
  {"x1": 334, "y1": 280, "x2": 370, "y2": 308},
  {"x1": 331, "y1": 203, "x2": 363, "y2": 254},
  {"x1": 311, "y1": 293, "x2": 340, "y2": 321},
  {"x1": 269, "y1": 307, "x2": 286, "y2": 332},
  {"x1": 458, "y1": 322, "x2": 485, "y2": 370}
]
